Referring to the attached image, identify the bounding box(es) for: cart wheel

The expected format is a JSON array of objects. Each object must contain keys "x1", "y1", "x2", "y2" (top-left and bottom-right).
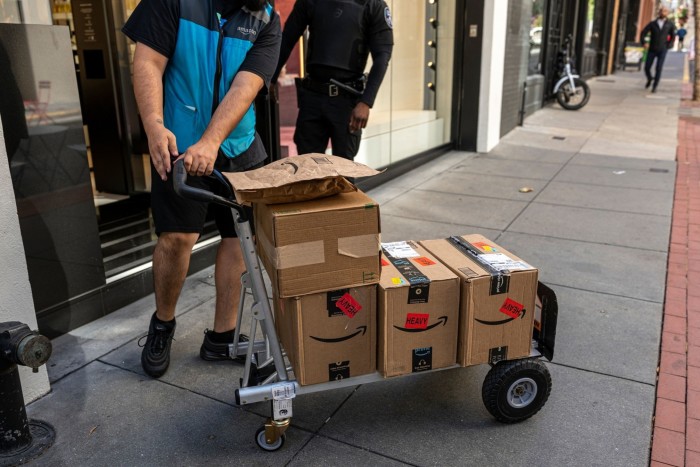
[
  {"x1": 482, "y1": 359, "x2": 552, "y2": 424},
  {"x1": 255, "y1": 427, "x2": 286, "y2": 452}
]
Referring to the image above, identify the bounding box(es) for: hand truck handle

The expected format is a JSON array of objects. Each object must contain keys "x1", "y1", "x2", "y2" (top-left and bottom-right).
[{"x1": 172, "y1": 159, "x2": 248, "y2": 220}]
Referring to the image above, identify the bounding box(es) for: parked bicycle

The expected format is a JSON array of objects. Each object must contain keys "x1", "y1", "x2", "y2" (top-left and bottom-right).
[{"x1": 553, "y1": 35, "x2": 590, "y2": 110}]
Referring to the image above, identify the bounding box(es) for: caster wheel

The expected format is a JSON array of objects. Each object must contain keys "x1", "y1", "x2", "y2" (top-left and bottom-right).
[
  {"x1": 482, "y1": 358, "x2": 552, "y2": 424},
  {"x1": 255, "y1": 426, "x2": 286, "y2": 451}
]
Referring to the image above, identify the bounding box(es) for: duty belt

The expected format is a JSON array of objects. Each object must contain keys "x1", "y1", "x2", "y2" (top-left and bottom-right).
[{"x1": 300, "y1": 77, "x2": 364, "y2": 97}]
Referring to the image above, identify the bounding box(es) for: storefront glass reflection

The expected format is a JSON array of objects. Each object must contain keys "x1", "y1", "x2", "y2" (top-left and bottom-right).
[
  {"x1": 0, "y1": 24, "x2": 104, "y2": 330},
  {"x1": 275, "y1": 0, "x2": 455, "y2": 169},
  {"x1": 529, "y1": 0, "x2": 545, "y2": 75}
]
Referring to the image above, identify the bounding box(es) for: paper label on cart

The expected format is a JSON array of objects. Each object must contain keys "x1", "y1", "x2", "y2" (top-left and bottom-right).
[
  {"x1": 271, "y1": 383, "x2": 296, "y2": 400},
  {"x1": 478, "y1": 254, "x2": 532, "y2": 271},
  {"x1": 329, "y1": 361, "x2": 350, "y2": 381},
  {"x1": 335, "y1": 293, "x2": 362, "y2": 318},
  {"x1": 381, "y1": 241, "x2": 420, "y2": 258},
  {"x1": 499, "y1": 298, "x2": 524, "y2": 319},
  {"x1": 412, "y1": 347, "x2": 433, "y2": 372},
  {"x1": 413, "y1": 256, "x2": 436, "y2": 266},
  {"x1": 489, "y1": 346, "x2": 508, "y2": 364},
  {"x1": 391, "y1": 277, "x2": 406, "y2": 285},
  {"x1": 327, "y1": 289, "x2": 349, "y2": 317},
  {"x1": 473, "y1": 241, "x2": 497, "y2": 252},
  {"x1": 273, "y1": 398, "x2": 293, "y2": 419}
]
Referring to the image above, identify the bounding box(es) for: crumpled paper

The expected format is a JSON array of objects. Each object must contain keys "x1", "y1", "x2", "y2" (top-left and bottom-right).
[{"x1": 223, "y1": 153, "x2": 382, "y2": 205}]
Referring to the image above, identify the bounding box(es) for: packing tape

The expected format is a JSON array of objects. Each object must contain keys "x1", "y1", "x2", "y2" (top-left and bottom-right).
[
  {"x1": 258, "y1": 229, "x2": 325, "y2": 270},
  {"x1": 338, "y1": 234, "x2": 380, "y2": 258}
]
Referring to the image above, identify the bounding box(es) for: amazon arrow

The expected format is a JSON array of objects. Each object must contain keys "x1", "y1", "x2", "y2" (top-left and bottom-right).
[
  {"x1": 310, "y1": 326, "x2": 367, "y2": 343},
  {"x1": 393, "y1": 315, "x2": 448, "y2": 333},
  {"x1": 475, "y1": 308, "x2": 527, "y2": 326}
]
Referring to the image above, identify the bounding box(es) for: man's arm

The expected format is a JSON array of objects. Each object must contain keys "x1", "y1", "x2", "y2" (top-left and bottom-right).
[
  {"x1": 133, "y1": 42, "x2": 178, "y2": 181},
  {"x1": 272, "y1": 0, "x2": 311, "y2": 82},
  {"x1": 349, "y1": 1, "x2": 393, "y2": 133},
  {"x1": 640, "y1": 22, "x2": 651, "y2": 43},
  {"x1": 182, "y1": 71, "x2": 264, "y2": 176}
]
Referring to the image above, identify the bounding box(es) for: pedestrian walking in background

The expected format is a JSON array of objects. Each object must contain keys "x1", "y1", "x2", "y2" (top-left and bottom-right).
[
  {"x1": 273, "y1": 0, "x2": 394, "y2": 160},
  {"x1": 121, "y1": 0, "x2": 281, "y2": 378},
  {"x1": 641, "y1": 6, "x2": 676, "y2": 93}
]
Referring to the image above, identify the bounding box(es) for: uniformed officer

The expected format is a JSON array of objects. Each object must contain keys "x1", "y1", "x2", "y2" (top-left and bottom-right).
[{"x1": 274, "y1": 0, "x2": 394, "y2": 160}]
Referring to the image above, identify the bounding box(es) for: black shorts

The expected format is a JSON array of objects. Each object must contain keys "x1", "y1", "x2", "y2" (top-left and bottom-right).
[{"x1": 151, "y1": 136, "x2": 267, "y2": 238}]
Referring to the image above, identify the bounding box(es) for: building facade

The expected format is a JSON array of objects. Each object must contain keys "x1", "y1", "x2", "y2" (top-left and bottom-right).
[{"x1": 0, "y1": 0, "x2": 639, "y2": 339}]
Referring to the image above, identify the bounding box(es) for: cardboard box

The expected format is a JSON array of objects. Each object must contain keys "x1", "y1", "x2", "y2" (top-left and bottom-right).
[
  {"x1": 274, "y1": 286, "x2": 377, "y2": 385},
  {"x1": 378, "y1": 241, "x2": 460, "y2": 377},
  {"x1": 420, "y1": 235, "x2": 538, "y2": 366},
  {"x1": 255, "y1": 190, "x2": 381, "y2": 298}
]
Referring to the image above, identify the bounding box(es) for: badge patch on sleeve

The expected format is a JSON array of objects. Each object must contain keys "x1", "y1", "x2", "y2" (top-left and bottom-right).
[{"x1": 384, "y1": 7, "x2": 393, "y2": 28}]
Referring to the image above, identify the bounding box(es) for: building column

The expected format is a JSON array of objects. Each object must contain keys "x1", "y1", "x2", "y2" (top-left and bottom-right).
[
  {"x1": 476, "y1": 0, "x2": 508, "y2": 153},
  {"x1": 0, "y1": 120, "x2": 51, "y2": 403}
]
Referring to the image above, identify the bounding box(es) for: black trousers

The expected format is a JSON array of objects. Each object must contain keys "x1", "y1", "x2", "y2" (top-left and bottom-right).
[
  {"x1": 645, "y1": 48, "x2": 668, "y2": 89},
  {"x1": 294, "y1": 85, "x2": 362, "y2": 160}
]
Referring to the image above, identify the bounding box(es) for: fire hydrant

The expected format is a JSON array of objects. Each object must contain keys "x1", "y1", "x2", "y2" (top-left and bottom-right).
[{"x1": 0, "y1": 321, "x2": 55, "y2": 465}]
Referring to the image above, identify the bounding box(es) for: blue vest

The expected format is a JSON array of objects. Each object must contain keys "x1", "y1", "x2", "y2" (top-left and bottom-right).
[{"x1": 163, "y1": 2, "x2": 273, "y2": 157}]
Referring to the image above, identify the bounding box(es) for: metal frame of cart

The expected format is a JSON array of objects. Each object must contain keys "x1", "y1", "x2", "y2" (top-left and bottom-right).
[{"x1": 172, "y1": 160, "x2": 559, "y2": 451}]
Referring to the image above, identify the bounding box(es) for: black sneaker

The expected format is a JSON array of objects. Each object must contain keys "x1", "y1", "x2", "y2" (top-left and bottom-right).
[
  {"x1": 200, "y1": 329, "x2": 248, "y2": 362},
  {"x1": 139, "y1": 312, "x2": 176, "y2": 378},
  {"x1": 645, "y1": 78, "x2": 653, "y2": 89}
]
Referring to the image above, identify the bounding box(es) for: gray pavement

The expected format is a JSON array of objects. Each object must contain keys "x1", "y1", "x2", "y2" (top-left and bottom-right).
[{"x1": 25, "y1": 53, "x2": 686, "y2": 466}]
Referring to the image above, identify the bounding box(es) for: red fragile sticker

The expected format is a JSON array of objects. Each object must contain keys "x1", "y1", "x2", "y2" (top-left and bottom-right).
[
  {"x1": 381, "y1": 258, "x2": 390, "y2": 267},
  {"x1": 404, "y1": 313, "x2": 430, "y2": 329},
  {"x1": 499, "y1": 298, "x2": 524, "y2": 319},
  {"x1": 335, "y1": 293, "x2": 362, "y2": 318},
  {"x1": 413, "y1": 256, "x2": 436, "y2": 266}
]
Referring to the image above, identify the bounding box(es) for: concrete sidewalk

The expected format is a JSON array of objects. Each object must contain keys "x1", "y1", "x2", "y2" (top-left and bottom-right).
[{"x1": 22, "y1": 53, "x2": 685, "y2": 466}]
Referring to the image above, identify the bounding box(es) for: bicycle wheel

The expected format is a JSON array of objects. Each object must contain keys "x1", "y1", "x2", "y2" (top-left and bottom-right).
[{"x1": 556, "y1": 77, "x2": 590, "y2": 110}]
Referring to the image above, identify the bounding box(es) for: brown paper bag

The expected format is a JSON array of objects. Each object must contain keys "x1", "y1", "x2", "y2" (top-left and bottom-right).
[{"x1": 223, "y1": 153, "x2": 382, "y2": 205}]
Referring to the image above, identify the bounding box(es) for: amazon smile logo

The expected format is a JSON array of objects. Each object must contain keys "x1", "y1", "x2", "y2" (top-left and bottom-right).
[
  {"x1": 475, "y1": 308, "x2": 527, "y2": 326},
  {"x1": 394, "y1": 315, "x2": 448, "y2": 333},
  {"x1": 310, "y1": 326, "x2": 367, "y2": 343}
]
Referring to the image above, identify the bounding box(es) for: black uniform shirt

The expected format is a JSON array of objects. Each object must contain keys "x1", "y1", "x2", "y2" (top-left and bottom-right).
[{"x1": 276, "y1": 0, "x2": 393, "y2": 107}]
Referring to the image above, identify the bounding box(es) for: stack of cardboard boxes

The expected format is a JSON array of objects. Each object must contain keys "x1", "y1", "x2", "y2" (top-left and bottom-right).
[
  {"x1": 255, "y1": 190, "x2": 382, "y2": 385},
  {"x1": 249, "y1": 158, "x2": 538, "y2": 385}
]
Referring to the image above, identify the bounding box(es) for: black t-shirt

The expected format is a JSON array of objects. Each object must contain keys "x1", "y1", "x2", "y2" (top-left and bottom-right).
[
  {"x1": 275, "y1": 0, "x2": 393, "y2": 107},
  {"x1": 122, "y1": 0, "x2": 281, "y2": 88},
  {"x1": 122, "y1": 0, "x2": 281, "y2": 167}
]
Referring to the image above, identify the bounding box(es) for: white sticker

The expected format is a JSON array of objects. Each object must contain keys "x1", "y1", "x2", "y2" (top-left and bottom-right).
[
  {"x1": 273, "y1": 398, "x2": 293, "y2": 420},
  {"x1": 271, "y1": 382, "x2": 296, "y2": 400},
  {"x1": 478, "y1": 253, "x2": 532, "y2": 271},
  {"x1": 381, "y1": 241, "x2": 420, "y2": 258}
]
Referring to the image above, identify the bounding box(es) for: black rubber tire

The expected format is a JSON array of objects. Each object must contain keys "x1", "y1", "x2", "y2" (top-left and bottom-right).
[
  {"x1": 556, "y1": 77, "x2": 590, "y2": 110},
  {"x1": 255, "y1": 427, "x2": 286, "y2": 452},
  {"x1": 482, "y1": 359, "x2": 552, "y2": 424}
]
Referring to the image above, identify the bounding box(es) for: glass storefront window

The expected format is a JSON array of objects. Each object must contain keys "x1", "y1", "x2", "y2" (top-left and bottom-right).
[
  {"x1": 528, "y1": 0, "x2": 544, "y2": 75},
  {"x1": 584, "y1": 0, "x2": 595, "y2": 48},
  {"x1": 276, "y1": 0, "x2": 454, "y2": 169}
]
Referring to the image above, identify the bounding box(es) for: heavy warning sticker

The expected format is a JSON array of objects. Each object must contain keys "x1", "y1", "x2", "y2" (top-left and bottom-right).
[
  {"x1": 413, "y1": 256, "x2": 436, "y2": 266},
  {"x1": 404, "y1": 313, "x2": 430, "y2": 329},
  {"x1": 335, "y1": 293, "x2": 362, "y2": 318},
  {"x1": 499, "y1": 298, "x2": 524, "y2": 319}
]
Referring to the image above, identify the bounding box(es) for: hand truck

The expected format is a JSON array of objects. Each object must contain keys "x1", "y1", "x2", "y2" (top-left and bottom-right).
[{"x1": 172, "y1": 159, "x2": 559, "y2": 452}]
